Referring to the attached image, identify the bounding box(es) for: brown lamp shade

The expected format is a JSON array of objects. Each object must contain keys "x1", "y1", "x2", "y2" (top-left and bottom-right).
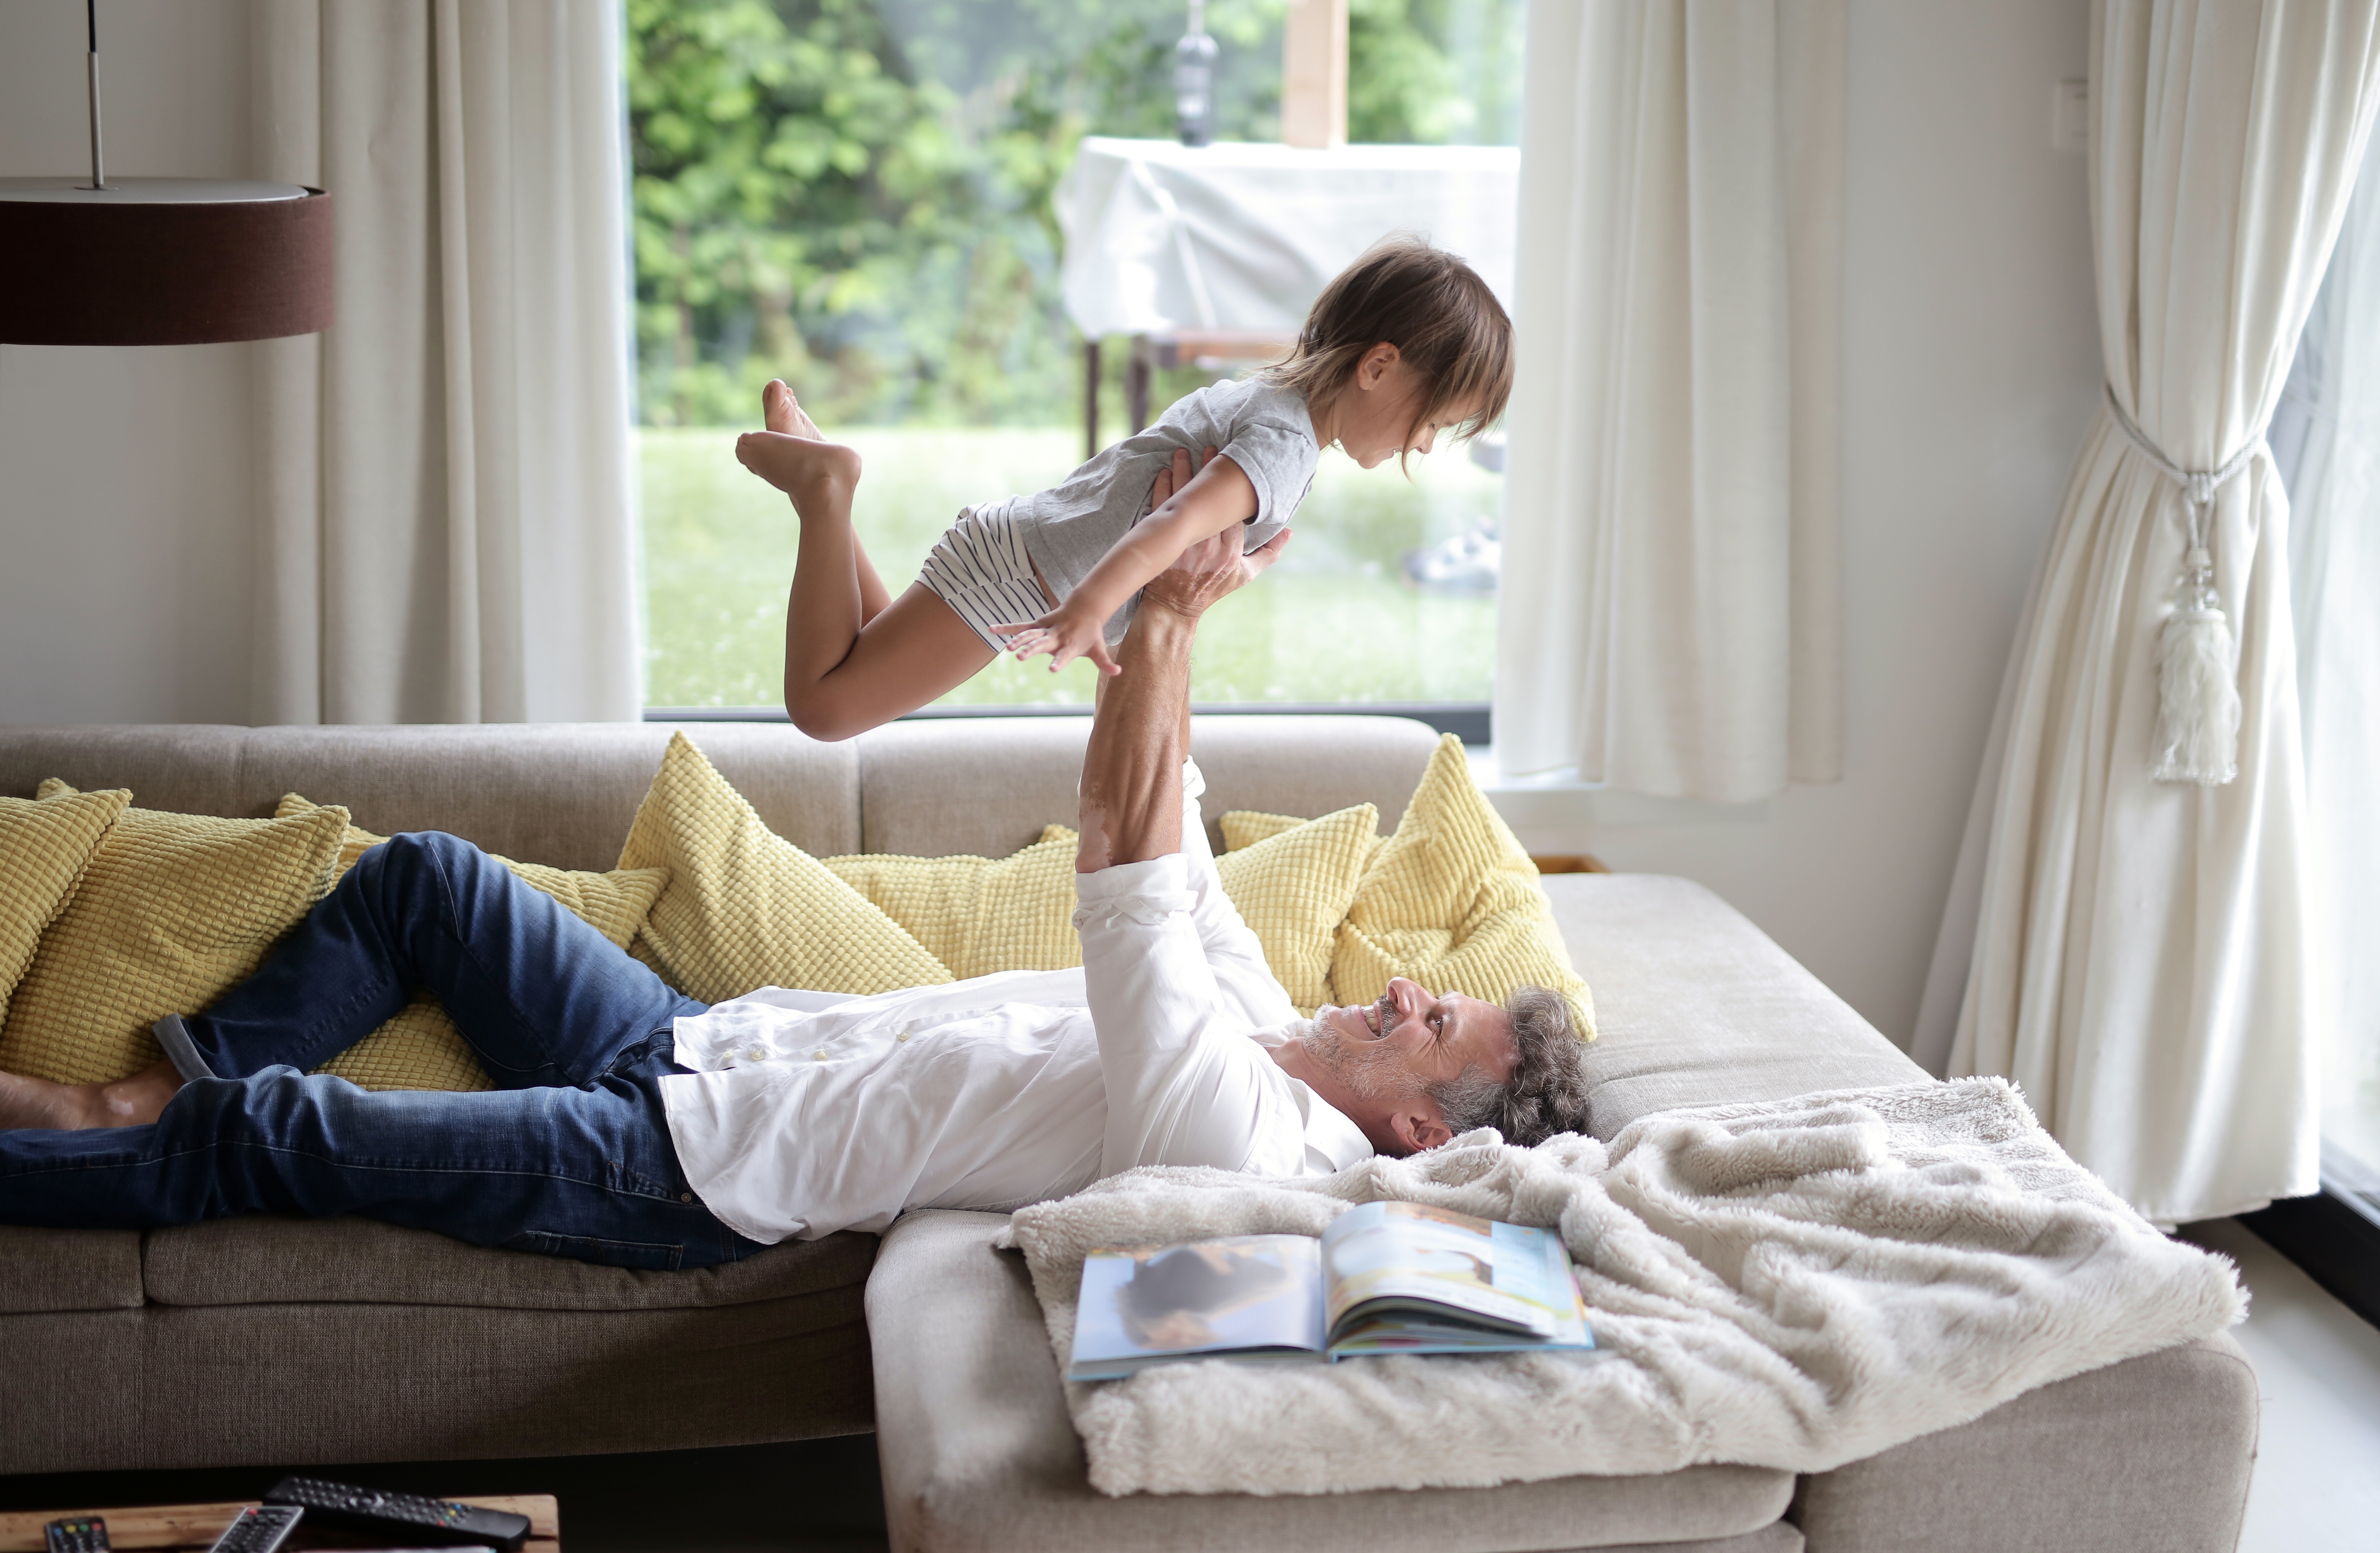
[{"x1": 0, "y1": 179, "x2": 332, "y2": 346}]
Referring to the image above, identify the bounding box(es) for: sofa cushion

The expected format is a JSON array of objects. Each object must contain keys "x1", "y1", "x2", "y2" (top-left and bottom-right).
[
  {"x1": 0, "y1": 787, "x2": 130, "y2": 1030},
  {"x1": 826, "y1": 826, "x2": 1084, "y2": 981},
  {"x1": 0, "y1": 1227, "x2": 145, "y2": 1314},
  {"x1": 853, "y1": 714, "x2": 1442, "y2": 858},
  {"x1": 621, "y1": 732, "x2": 950, "y2": 1003},
  {"x1": 868, "y1": 1208, "x2": 1796, "y2": 1553},
  {"x1": 279, "y1": 793, "x2": 670, "y2": 947},
  {"x1": 1211, "y1": 803, "x2": 1377, "y2": 1013},
  {"x1": 1334, "y1": 735, "x2": 1594, "y2": 1030},
  {"x1": 0, "y1": 798, "x2": 349, "y2": 1085},
  {"x1": 1544, "y1": 874, "x2": 1924, "y2": 1139},
  {"x1": 0, "y1": 722, "x2": 864, "y2": 871},
  {"x1": 141, "y1": 1215, "x2": 877, "y2": 1312},
  {"x1": 1789, "y1": 1332, "x2": 2256, "y2": 1553}
]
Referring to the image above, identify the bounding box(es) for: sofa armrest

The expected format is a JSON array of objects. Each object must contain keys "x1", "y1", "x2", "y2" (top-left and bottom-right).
[{"x1": 1790, "y1": 1332, "x2": 2257, "y2": 1553}]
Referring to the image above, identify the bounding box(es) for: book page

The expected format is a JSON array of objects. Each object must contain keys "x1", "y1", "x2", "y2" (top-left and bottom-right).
[
  {"x1": 1069, "y1": 1234, "x2": 1326, "y2": 1380},
  {"x1": 1321, "y1": 1201, "x2": 1583, "y2": 1343}
]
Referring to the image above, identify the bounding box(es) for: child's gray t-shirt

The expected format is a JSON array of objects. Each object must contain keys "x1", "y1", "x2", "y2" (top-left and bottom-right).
[{"x1": 989, "y1": 376, "x2": 1319, "y2": 643}]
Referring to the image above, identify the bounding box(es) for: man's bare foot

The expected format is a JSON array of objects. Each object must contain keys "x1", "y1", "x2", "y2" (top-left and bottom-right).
[{"x1": 0, "y1": 1057, "x2": 182, "y2": 1130}]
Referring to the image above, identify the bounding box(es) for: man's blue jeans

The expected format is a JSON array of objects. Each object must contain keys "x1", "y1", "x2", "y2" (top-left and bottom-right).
[{"x1": 0, "y1": 832, "x2": 766, "y2": 1270}]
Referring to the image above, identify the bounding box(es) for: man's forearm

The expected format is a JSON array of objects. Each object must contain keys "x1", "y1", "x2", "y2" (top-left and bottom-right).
[{"x1": 1076, "y1": 606, "x2": 1197, "y2": 872}]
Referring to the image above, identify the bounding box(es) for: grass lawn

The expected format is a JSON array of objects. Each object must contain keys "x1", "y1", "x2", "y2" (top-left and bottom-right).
[{"x1": 639, "y1": 425, "x2": 1500, "y2": 710}]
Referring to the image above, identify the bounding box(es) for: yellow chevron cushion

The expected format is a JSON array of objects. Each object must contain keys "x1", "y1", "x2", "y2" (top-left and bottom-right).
[
  {"x1": 622, "y1": 732, "x2": 952, "y2": 1002},
  {"x1": 271, "y1": 795, "x2": 671, "y2": 1092},
  {"x1": 1331, "y1": 735, "x2": 1596, "y2": 1038},
  {"x1": 0, "y1": 787, "x2": 133, "y2": 1035},
  {"x1": 0, "y1": 790, "x2": 350, "y2": 1084},
  {"x1": 1214, "y1": 804, "x2": 1378, "y2": 1015},
  {"x1": 826, "y1": 826, "x2": 1082, "y2": 981}
]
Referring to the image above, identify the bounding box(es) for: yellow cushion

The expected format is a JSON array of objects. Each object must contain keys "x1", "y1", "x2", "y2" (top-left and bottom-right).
[
  {"x1": 1332, "y1": 735, "x2": 1596, "y2": 1038},
  {"x1": 1220, "y1": 810, "x2": 1305, "y2": 851},
  {"x1": 0, "y1": 788, "x2": 133, "y2": 1033},
  {"x1": 1213, "y1": 804, "x2": 1378, "y2": 1015},
  {"x1": 0, "y1": 793, "x2": 350, "y2": 1084},
  {"x1": 826, "y1": 826, "x2": 1082, "y2": 981},
  {"x1": 620, "y1": 732, "x2": 952, "y2": 1002},
  {"x1": 270, "y1": 795, "x2": 671, "y2": 1092}
]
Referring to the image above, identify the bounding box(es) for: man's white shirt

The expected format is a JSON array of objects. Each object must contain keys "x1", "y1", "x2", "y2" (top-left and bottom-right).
[{"x1": 657, "y1": 764, "x2": 1374, "y2": 1244}]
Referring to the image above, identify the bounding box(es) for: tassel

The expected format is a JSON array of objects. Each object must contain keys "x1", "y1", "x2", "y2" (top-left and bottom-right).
[{"x1": 2150, "y1": 546, "x2": 2239, "y2": 785}]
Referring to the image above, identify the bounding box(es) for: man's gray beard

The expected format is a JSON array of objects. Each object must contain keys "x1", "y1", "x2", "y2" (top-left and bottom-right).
[{"x1": 1296, "y1": 1005, "x2": 1427, "y2": 1102}]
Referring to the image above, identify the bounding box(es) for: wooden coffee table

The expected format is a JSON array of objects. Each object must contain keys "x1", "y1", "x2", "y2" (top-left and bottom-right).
[{"x1": 0, "y1": 1497, "x2": 558, "y2": 1553}]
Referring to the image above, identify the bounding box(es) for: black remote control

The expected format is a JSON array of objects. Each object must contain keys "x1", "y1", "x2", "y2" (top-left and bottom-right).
[
  {"x1": 204, "y1": 1506, "x2": 302, "y2": 1553},
  {"x1": 44, "y1": 1518, "x2": 109, "y2": 1553},
  {"x1": 263, "y1": 1479, "x2": 531, "y2": 1551}
]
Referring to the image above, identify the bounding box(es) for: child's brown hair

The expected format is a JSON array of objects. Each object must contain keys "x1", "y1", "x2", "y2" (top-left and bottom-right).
[{"x1": 1262, "y1": 235, "x2": 1513, "y2": 462}]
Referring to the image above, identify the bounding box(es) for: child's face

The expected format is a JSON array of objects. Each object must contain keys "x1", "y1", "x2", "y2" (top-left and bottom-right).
[{"x1": 1333, "y1": 352, "x2": 1480, "y2": 469}]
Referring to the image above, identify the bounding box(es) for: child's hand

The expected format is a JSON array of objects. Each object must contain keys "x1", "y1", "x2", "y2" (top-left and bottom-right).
[{"x1": 994, "y1": 604, "x2": 1120, "y2": 676}]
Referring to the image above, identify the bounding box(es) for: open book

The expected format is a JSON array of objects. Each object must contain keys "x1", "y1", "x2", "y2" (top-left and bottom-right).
[{"x1": 1067, "y1": 1200, "x2": 1594, "y2": 1381}]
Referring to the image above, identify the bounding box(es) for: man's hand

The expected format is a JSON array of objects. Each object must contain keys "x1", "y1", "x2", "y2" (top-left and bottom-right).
[
  {"x1": 993, "y1": 445, "x2": 1223, "y2": 677},
  {"x1": 1140, "y1": 524, "x2": 1292, "y2": 623},
  {"x1": 1073, "y1": 445, "x2": 1274, "y2": 873}
]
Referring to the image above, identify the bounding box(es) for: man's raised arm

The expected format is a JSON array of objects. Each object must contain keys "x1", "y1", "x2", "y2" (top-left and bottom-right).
[{"x1": 1075, "y1": 460, "x2": 1287, "y2": 873}]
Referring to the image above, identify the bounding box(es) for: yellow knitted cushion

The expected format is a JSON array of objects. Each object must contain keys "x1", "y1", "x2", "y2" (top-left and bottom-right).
[
  {"x1": 0, "y1": 792, "x2": 350, "y2": 1084},
  {"x1": 826, "y1": 826, "x2": 1082, "y2": 981},
  {"x1": 1213, "y1": 804, "x2": 1378, "y2": 1015},
  {"x1": 621, "y1": 732, "x2": 951, "y2": 1002},
  {"x1": 1332, "y1": 735, "x2": 1596, "y2": 1038},
  {"x1": 270, "y1": 795, "x2": 671, "y2": 1092},
  {"x1": 1220, "y1": 810, "x2": 1303, "y2": 850},
  {"x1": 0, "y1": 788, "x2": 132, "y2": 1033}
]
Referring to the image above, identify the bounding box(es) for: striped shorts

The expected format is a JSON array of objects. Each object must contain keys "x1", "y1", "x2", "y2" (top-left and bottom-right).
[{"x1": 918, "y1": 506, "x2": 1056, "y2": 652}]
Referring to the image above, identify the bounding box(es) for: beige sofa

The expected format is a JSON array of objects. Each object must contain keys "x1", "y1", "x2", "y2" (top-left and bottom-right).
[{"x1": 0, "y1": 717, "x2": 2256, "y2": 1552}]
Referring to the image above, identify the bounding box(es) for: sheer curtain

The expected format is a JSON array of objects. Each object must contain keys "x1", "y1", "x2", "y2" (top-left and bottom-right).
[
  {"x1": 246, "y1": 0, "x2": 642, "y2": 725},
  {"x1": 2270, "y1": 159, "x2": 2380, "y2": 1180},
  {"x1": 1493, "y1": 0, "x2": 1844, "y2": 801},
  {"x1": 1925, "y1": 0, "x2": 2380, "y2": 1225}
]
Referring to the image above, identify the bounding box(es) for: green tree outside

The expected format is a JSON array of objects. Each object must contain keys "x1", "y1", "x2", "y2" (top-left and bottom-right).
[{"x1": 626, "y1": 0, "x2": 1525, "y2": 432}]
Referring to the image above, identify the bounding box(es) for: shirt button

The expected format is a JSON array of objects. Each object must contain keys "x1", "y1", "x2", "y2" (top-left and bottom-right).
[
  {"x1": 813, "y1": 1050, "x2": 828, "y2": 1061},
  {"x1": 896, "y1": 1030, "x2": 910, "y2": 1043},
  {"x1": 746, "y1": 1047, "x2": 766, "y2": 1061}
]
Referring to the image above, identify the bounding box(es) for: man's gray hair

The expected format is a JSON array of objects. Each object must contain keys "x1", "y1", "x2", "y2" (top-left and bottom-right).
[{"x1": 1426, "y1": 986, "x2": 1590, "y2": 1147}]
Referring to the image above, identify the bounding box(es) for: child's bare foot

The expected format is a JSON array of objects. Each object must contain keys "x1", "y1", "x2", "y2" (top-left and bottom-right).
[
  {"x1": 737, "y1": 381, "x2": 861, "y2": 514},
  {"x1": 0, "y1": 1056, "x2": 182, "y2": 1130},
  {"x1": 762, "y1": 378, "x2": 824, "y2": 440}
]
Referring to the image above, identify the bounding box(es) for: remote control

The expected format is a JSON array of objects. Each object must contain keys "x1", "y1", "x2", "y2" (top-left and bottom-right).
[
  {"x1": 204, "y1": 1506, "x2": 302, "y2": 1553},
  {"x1": 263, "y1": 1479, "x2": 531, "y2": 1551},
  {"x1": 43, "y1": 1518, "x2": 109, "y2": 1553}
]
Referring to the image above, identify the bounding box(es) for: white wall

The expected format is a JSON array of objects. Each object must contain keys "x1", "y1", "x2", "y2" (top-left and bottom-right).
[
  {"x1": 1490, "y1": 0, "x2": 2101, "y2": 1049},
  {"x1": 0, "y1": 0, "x2": 258, "y2": 725},
  {"x1": 0, "y1": 0, "x2": 2101, "y2": 1048}
]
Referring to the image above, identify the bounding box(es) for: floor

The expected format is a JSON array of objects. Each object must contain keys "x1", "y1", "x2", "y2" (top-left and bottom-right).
[
  {"x1": 3, "y1": 1221, "x2": 2375, "y2": 1552},
  {"x1": 2181, "y1": 1218, "x2": 2380, "y2": 1553}
]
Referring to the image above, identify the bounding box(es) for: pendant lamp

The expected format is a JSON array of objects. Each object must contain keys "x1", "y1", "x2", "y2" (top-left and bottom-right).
[{"x1": 0, "y1": 0, "x2": 332, "y2": 346}]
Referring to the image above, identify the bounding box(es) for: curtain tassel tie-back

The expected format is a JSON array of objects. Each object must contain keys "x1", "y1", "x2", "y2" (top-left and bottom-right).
[{"x1": 2104, "y1": 387, "x2": 2264, "y2": 786}]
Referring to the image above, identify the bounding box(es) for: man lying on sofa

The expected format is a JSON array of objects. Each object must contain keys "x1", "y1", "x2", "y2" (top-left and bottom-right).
[{"x1": 0, "y1": 454, "x2": 1586, "y2": 1270}]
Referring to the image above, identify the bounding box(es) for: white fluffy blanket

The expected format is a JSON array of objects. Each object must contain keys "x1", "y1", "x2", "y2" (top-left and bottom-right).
[{"x1": 999, "y1": 1079, "x2": 2245, "y2": 1497}]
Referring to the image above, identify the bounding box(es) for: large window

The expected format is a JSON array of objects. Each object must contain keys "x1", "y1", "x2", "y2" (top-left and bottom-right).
[
  {"x1": 2252, "y1": 144, "x2": 2380, "y2": 1322},
  {"x1": 627, "y1": 0, "x2": 1524, "y2": 713}
]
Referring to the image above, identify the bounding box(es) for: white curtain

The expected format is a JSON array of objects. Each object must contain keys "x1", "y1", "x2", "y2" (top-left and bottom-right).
[
  {"x1": 1924, "y1": 0, "x2": 2380, "y2": 1226},
  {"x1": 2270, "y1": 157, "x2": 2380, "y2": 1174},
  {"x1": 1494, "y1": 0, "x2": 1843, "y2": 801},
  {"x1": 246, "y1": 0, "x2": 642, "y2": 725}
]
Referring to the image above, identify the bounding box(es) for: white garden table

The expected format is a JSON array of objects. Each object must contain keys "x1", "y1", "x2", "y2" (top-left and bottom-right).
[{"x1": 1053, "y1": 137, "x2": 1519, "y2": 454}]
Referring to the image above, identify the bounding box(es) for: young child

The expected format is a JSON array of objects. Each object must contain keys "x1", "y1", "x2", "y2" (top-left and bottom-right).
[{"x1": 734, "y1": 236, "x2": 1513, "y2": 741}]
